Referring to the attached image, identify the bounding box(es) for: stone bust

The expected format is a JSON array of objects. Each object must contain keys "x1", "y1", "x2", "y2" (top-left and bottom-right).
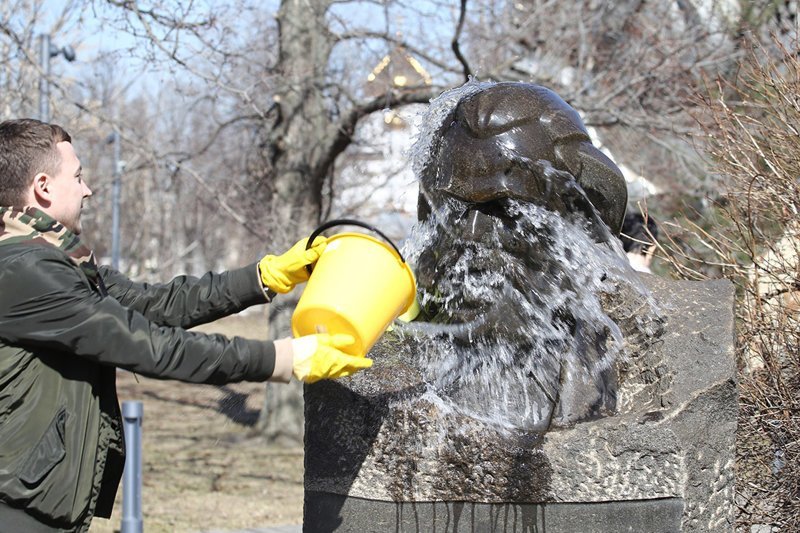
[
  {"x1": 303, "y1": 83, "x2": 734, "y2": 531},
  {"x1": 407, "y1": 82, "x2": 630, "y2": 432}
]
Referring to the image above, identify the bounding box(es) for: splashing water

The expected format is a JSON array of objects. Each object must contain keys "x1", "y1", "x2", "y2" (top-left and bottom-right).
[
  {"x1": 392, "y1": 83, "x2": 662, "y2": 433},
  {"x1": 410, "y1": 78, "x2": 494, "y2": 181}
]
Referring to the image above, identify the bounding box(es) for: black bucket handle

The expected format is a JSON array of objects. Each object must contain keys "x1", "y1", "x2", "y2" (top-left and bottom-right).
[{"x1": 306, "y1": 219, "x2": 406, "y2": 274}]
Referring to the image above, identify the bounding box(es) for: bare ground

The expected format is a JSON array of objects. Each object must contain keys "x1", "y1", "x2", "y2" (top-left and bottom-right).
[{"x1": 88, "y1": 312, "x2": 304, "y2": 533}]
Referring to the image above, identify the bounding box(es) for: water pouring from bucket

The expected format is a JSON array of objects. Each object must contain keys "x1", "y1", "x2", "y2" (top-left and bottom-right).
[{"x1": 292, "y1": 219, "x2": 418, "y2": 357}]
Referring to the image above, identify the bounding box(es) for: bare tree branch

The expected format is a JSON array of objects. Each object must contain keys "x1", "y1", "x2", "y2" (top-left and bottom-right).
[{"x1": 451, "y1": 0, "x2": 471, "y2": 82}]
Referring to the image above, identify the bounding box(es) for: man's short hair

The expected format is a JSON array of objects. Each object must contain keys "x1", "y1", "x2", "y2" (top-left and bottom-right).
[
  {"x1": 0, "y1": 119, "x2": 72, "y2": 207},
  {"x1": 620, "y1": 212, "x2": 659, "y2": 254}
]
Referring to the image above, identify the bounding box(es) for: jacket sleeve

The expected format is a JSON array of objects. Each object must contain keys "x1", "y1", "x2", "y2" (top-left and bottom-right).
[
  {"x1": 0, "y1": 249, "x2": 276, "y2": 384},
  {"x1": 98, "y1": 263, "x2": 268, "y2": 328}
]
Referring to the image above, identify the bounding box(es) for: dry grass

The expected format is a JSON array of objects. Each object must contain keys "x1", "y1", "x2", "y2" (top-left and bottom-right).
[
  {"x1": 662, "y1": 35, "x2": 800, "y2": 530},
  {"x1": 88, "y1": 312, "x2": 304, "y2": 533}
]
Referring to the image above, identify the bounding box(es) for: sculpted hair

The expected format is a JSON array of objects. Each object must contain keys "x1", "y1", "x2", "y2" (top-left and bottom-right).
[{"x1": 0, "y1": 119, "x2": 72, "y2": 207}]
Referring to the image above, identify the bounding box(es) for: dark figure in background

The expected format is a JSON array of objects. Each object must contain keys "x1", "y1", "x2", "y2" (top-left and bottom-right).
[
  {"x1": 620, "y1": 212, "x2": 659, "y2": 274},
  {"x1": 414, "y1": 82, "x2": 629, "y2": 431},
  {"x1": 0, "y1": 119, "x2": 369, "y2": 532}
]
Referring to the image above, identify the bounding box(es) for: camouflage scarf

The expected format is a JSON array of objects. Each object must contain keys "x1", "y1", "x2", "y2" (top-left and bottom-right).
[{"x1": 0, "y1": 206, "x2": 105, "y2": 292}]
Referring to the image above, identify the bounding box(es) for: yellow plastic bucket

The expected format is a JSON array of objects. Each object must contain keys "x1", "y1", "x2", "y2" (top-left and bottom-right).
[{"x1": 292, "y1": 219, "x2": 416, "y2": 357}]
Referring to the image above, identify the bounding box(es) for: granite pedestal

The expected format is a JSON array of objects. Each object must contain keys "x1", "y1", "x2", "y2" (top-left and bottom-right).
[{"x1": 303, "y1": 277, "x2": 736, "y2": 532}]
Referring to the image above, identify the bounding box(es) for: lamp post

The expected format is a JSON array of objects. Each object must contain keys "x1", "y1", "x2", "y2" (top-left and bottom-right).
[
  {"x1": 121, "y1": 401, "x2": 143, "y2": 533},
  {"x1": 38, "y1": 34, "x2": 76, "y2": 122}
]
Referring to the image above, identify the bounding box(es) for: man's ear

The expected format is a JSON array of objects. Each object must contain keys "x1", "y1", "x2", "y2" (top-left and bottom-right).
[{"x1": 31, "y1": 173, "x2": 52, "y2": 206}]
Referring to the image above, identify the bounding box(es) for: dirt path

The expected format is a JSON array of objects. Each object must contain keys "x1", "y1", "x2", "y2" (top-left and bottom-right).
[{"x1": 89, "y1": 313, "x2": 304, "y2": 533}]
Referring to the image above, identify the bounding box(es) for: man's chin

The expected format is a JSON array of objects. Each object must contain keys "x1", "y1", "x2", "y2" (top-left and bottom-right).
[{"x1": 64, "y1": 220, "x2": 82, "y2": 235}]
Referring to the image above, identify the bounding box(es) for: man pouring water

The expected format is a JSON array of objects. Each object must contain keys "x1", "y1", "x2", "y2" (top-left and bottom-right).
[{"x1": 0, "y1": 119, "x2": 371, "y2": 532}]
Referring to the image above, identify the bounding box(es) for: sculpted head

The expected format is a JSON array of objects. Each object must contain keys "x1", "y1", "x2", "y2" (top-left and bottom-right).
[
  {"x1": 418, "y1": 82, "x2": 627, "y2": 232},
  {"x1": 414, "y1": 82, "x2": 627, "y2": 330},
  {"x1": 409, "y1": 82, "x2": 628, "y2": 430}
]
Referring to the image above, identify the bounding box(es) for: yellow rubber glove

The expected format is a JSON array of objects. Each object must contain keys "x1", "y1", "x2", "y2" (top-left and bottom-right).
[
  {"x1": 259, "y1": 236, "x2": 328, "y2": 293},
  {"x1": 291, "y1": 334, "x2": 373, "y2": 383}
]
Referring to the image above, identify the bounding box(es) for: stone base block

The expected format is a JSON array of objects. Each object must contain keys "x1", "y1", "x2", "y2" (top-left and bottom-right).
[
  {"x1": 304, "y1": 278, "x2": 737, "y2": 532},
  {"x1": 305, "y1": 492, "x2": 685, "y2": 533}
]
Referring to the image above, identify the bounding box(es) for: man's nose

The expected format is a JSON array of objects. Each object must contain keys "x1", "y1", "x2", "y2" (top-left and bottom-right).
[{"x1": 82, "y1": 182, "x2": 93, "y2": 197}]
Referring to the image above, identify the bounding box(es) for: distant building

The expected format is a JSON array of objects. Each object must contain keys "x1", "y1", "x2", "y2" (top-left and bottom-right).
[
  {"x1": 332, "y1": 48, "x2": 433, "y2": 243},
  {"x1": 364, "y1": 47, "x2": 432, "y2": 130},
  {"x1": 365, "y1": 46, "x2": 433, "y2": 97}
]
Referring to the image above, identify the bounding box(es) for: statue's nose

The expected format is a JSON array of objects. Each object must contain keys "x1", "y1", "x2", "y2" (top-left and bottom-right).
[{"x1": 446, "y1": 175, "x2": 518, "y2": 204}]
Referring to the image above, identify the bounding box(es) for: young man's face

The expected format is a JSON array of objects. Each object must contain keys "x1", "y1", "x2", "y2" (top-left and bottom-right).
[{"x1": 48, "y1": 141, "x2": 92, "y2": 234}]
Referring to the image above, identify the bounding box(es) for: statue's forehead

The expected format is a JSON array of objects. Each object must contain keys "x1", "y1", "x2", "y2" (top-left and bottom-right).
[{"x1": 454, "y1": 83, "x2": 589, "y2": 139}]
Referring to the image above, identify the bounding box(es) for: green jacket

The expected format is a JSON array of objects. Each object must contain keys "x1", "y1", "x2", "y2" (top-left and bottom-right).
[{"x1": 0, "y1": 242, "x2": 277, "y2": 530}]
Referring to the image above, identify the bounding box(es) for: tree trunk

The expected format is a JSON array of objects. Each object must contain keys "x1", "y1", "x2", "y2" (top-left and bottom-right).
[
  {"x1": 254, "y1": 0, "x2": 435, "y2": 442},
  {"x1": 257, "y1": 0, "x2": 335, "y2": 444}
]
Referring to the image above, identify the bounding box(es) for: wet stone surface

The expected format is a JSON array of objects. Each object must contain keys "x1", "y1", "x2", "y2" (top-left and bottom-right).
[{"x1": 304, "y1": 277, "x2": 737, "y2": 532}]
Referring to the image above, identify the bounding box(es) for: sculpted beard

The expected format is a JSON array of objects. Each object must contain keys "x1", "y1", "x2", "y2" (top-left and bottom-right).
[
  {"x1": 415, "y1": 199, "x2": 580, "y2": 347},
  {"x1": 410, "y1": 199, "x2": 621, "y2": 430}
]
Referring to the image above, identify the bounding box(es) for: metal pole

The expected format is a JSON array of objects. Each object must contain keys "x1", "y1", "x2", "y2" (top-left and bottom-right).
[
  {"x1": 111, "y1": 131, "x2": 122, "y2": 270},
  {"x1": 121, "y1": 401, "x2": 143, "y2": 533},
  {"x1": 38, "y1": 34, "x2": 51, "y2": 122}
]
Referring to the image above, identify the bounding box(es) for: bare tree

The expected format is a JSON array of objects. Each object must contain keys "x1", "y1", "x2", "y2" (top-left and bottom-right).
[
  {"x1": 0, "y1": 1, "x2": 82, "y2": 118},
  {"x1": 654, "y1": 34, "x2": 800, "y2": 530}
]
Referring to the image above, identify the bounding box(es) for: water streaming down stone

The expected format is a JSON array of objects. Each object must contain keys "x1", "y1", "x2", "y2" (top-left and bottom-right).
[
  {"x1": 303, "y1": 81, "x2": 736, "y2": 532},
  {"x1": 399, "y1": 197, "x2": 658, "y2": 432},
  {"x1": 399, "y1": 80, "x2": 660, "y2": 432}
]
